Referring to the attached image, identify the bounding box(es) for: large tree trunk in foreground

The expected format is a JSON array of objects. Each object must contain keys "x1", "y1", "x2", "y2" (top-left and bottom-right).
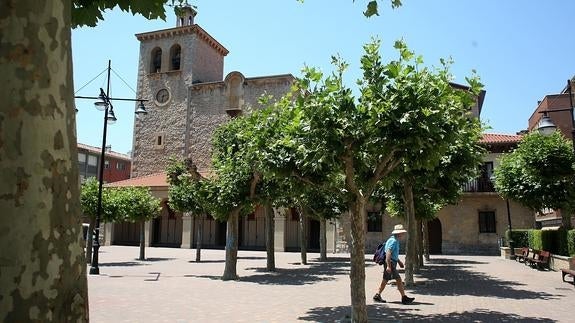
[
  {"x1": 195, "y1": 214, "x2": 204, "y2": 262},
  {"x1": 222, "y1": 209, "x2": 240, "y2": 280},
  {"x1": 0, "y1": 1, "x2": 89, "y2": 321},
  {"x1": 403, "y1": 181, "x2": 417, "y2": 286},
  {"x1": 298, "y1": 207, "x2": 308, "y2": 265},
  {"x1": 319, "y1": 217, "x2": 327, "y2": 261},
  {"x1": 265, "y1": 203, "x2": 275, "y2": 271},
  {"x1": 139, "y1": 221, "x2": 146, "y2": 260}
]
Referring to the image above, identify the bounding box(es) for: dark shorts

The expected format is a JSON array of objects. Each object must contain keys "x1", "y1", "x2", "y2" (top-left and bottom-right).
[{"x1": 383, "y1": 261, "x2": 401, "y2": 281}]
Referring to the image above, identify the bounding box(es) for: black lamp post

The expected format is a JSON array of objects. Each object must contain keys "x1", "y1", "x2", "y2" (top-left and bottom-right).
[{"x1": 75, "y1": 60, "x2": 148, "y2": 275}]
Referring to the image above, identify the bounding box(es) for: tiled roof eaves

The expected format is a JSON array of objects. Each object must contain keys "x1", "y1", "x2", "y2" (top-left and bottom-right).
[{"x1": 135, "y1": 24, "x2": 229, "y2": 56}]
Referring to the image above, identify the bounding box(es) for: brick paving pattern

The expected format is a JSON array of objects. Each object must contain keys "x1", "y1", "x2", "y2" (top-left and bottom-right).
[{"x1": 89, "y1": 246, "x2": 574, "y2": 322}]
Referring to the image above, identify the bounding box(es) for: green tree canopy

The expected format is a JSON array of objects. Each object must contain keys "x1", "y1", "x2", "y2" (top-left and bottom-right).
[
  {"x1": 494, "y1": 131, "x2": 575, "y2": 220},
  {"x1": 80, "y1": 177, "x2": 122, "y2": 222}
]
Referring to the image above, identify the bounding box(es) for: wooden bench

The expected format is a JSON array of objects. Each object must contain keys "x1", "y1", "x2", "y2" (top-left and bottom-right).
[
  {"x1": 527, "y1": 250, "x2": 550, "y2": 270},
  {"x1": 562, "y1": 268, "x2": 575, "y2": 285},
  {"x1": 514, "y1": 247, "x2": 529, "y2": 262},
  {"x1": 523, "y1": 249, "x2": 538, "y2": 265}
]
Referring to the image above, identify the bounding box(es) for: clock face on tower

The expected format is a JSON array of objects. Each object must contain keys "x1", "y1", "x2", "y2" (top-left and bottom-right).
[{"x1": 155, "y1": 88, "x2": 170, "y2": 105}]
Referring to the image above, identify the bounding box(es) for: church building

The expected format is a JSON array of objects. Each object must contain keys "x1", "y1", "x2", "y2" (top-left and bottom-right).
[{"x1": 106, "y1": 6, "x2": 534, "y2": 256}]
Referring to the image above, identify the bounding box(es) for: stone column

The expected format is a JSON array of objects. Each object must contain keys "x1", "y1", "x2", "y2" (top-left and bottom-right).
[
  {"x1": 274, "y1": 208, "x2": 286, "y2": 252},
  {"x1": 181, "y1": 212, "x2": 194, "y2": 249},
  {"x1": 103, "y1": 222, "x2": 114, "y2": 246},
  {"x1": 326, "y1": 219, "x2": 336, "y2": 253},
  {"x1": 145, "y1": 220, "x2": 152, "y2": 247}
]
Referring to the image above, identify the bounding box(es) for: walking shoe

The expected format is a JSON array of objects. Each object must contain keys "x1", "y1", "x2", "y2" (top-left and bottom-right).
[
  {"x1": 373, "y1": 293, "x2": 386, "y2": 303},
  {"x1": 401, "y1": 295, "x2": 415, "y2": 304}
]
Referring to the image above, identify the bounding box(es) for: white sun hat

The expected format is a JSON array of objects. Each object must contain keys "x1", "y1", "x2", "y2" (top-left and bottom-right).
[{"x1": 391, "y1": 224, "x2": 407, "y2": 234}]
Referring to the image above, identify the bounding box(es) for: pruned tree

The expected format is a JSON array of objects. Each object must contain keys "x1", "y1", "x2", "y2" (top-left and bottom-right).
[
  {"x1": 115, "y1": 186, "x2": 162, "y2": 260},
  {"x1": 167, "y1": 157, "x2": 212, "y2": 262},
  {"x1": 209, "y1": 114, "x2": 265, "y2": 280},
  {"x1": 383, "y1": 74, "x2": 485, "y2": 285},
  {"x1": 80, "y1": 177, "x2": 123, "y2": 263},
  {"x1": 494, "y1": 131, "x2": 575, "y2": 229}
]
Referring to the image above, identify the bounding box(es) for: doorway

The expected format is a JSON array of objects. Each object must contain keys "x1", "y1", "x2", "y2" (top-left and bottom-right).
[{"x1": 427, "y1": 218, "x2": 442, "y2": 254}]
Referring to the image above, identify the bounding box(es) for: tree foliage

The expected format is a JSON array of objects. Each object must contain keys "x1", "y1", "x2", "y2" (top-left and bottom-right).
[
  {"x1": 80, "y1": 177, "x2": 121, "y2": 222},
  {"x1": 71, "y1": 0, "x2": 183, "y2": 27},
  {"x1": 167, "y1": 158, "x2": 212, "y2": 216},
  {"x1": 494, "y1": 131, "x2": 575, "y2": 213},
  {"x1": 115, "y1": 186, "x2": 162, "y2": 223}
]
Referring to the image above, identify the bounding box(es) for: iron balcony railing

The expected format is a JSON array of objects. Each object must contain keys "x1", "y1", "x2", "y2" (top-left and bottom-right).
[{"x1": 462, "y1": 178, "x2": 495, "y2": 192}]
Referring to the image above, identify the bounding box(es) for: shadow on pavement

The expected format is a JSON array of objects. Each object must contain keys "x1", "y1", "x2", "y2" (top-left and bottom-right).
[
  {"x1": 98, "y1": 261, "x2": 147, "y2": 267},
  {"x1": 411, "y1": 258, "x2": 561, "y2": 300},
  {"x1": 184, "y1": 258, "x2": 350, "y2": 285},
  {"x1": 141, "y1": 257, "x2": 176, "y2": 262},
  {"x1": 298, "y1": 305, "x2": 557, "y2": 322}
]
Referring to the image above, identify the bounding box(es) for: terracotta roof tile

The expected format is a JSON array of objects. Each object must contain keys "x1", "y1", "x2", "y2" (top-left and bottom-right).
[
  {"x1": 106, "y1": 170, "x2": 211, "y2": 188},
  {"x1": 105, "y1": 172, "x2": 168, "y2": 188},
  {"x1": 480, "y1": 133, "x2": 523, "y2": 144}
]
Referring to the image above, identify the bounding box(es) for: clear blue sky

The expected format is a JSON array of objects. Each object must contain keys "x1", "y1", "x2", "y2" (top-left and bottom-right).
[{"x1": 72, "y1": 0, "x2": 575, "y2": 154}]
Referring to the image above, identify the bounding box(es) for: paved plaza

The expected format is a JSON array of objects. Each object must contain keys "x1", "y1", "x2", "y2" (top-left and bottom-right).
[{"x1": 88, "y1": 246, "x2": 574, "y2": 322}]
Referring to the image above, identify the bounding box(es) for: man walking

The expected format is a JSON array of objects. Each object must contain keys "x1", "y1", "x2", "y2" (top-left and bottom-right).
[{"x1": 373, "y1": 224, "x2": 415, "y2": 304}]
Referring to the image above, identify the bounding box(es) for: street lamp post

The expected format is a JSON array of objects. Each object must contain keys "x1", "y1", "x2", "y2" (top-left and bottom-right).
[{"x1": 75, "y1": 60, "x2": 148, "y2": 275}]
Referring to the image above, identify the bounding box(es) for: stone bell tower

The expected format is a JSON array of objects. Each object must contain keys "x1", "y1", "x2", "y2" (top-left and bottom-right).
[{"x1": 131, "y1": 6, "x2": 229, "y2": 177}]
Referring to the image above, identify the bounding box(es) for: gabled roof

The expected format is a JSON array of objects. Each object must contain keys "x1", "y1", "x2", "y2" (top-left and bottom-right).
[
  {"x1": 480, "y1": 133, "x2": 523, "y2": 144},
  {"x1": 135, "y1": 24, "x2": 228, "y2": 56}
]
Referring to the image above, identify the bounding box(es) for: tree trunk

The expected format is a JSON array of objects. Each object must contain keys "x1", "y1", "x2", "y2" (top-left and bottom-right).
[
  {"x1": 86, "y1": 217, "x2": 95, "y2": 264},
  {"x1": 562, "y1": 209, "x2": 572, "y2": 230},
  {"x1": 265, "y1": 203, "x2": 275, "y2": 271},
  {"x1": 195, "y1": 214, "x2": 203, "y2": 262},
  {"x1": 403, "y1": 180, "x2": 417, "y2": 286},
  {"x1": 298, "y1": 206, "x2": 308, "y2": 265},
  {"x1": 222, "y1": 209, "x2": 240, "y2": 280},
  {"x1": 349, "y1": 198, "x2": 368, "y2": 323},
  {"x1": 139, "y1": 221, "x2": 146, "y2": 260},
  {"x1": 423, "y1": 220, "x2": 430, "y2": 261},
  {"x1": 416, "y1": 219, "x2": 424, "y2": 269},
  {"x1": 0, "y1": 1, "x2": 89, "y2": 321},
  {"x1": 319, "y1": 217, "x2": 327, "y2": 261}
]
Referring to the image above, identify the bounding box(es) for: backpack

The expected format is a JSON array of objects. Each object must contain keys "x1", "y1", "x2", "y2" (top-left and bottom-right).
[{"x1": 373, "y1": 243, "x2": 386, "y2": 265}]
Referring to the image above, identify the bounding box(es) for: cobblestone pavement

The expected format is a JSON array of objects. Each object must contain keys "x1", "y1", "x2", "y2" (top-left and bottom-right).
[{"x1": 88, "y1": 246, "x2": 574, "y2": 322}]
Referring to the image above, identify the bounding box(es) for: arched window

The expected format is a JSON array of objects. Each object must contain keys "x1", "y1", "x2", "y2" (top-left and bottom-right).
[
  {"x1": 150, "y1": 47, "x2": 162, "y2": 73},
  {"x1": 170, "y1": 45, "x2": 181, "y2": 71}
]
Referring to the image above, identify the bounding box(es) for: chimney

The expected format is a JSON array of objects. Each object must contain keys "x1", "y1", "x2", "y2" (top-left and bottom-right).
[
  {"x1": 176, "y1": 4, "x2": 197, "y2": 27},
  {"x1": 105, "y1": 145, "x2": 111, "y2": 152}
]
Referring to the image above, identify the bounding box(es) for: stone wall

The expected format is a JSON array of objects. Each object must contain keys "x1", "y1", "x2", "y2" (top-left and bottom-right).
[
  {"x1": 436, "y1": 193, "x2": 534, "y2": 255},
  {"x1": 187, "y1": 73, "x2": 294, "y2": 170},
  {"x1": 336, "y1": 193, "x2": 534, "y2": 256}
]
